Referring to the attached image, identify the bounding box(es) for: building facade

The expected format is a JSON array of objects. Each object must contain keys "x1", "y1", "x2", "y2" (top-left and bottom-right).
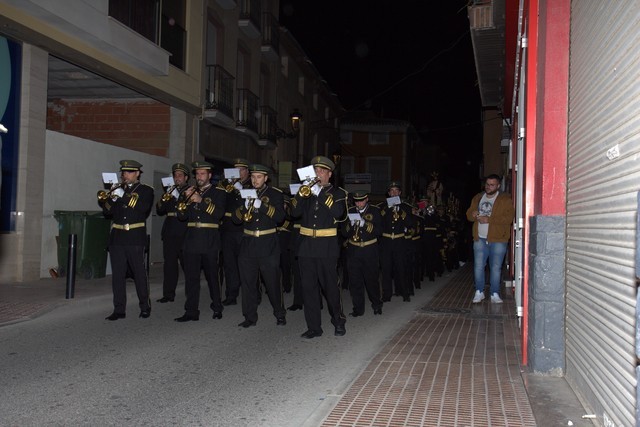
[{"x1": 0, "y1": 0, "x2": 342, "y2": 281}]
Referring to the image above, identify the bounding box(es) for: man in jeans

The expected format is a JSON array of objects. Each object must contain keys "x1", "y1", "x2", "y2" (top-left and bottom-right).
[{"x1": 466, "y1": 174, "x2": 514, "y2": 303}]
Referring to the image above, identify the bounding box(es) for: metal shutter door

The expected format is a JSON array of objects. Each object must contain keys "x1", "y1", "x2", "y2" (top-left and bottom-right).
[{"x1": 566, "y1": 2, "x2": 640, "y2": 425}]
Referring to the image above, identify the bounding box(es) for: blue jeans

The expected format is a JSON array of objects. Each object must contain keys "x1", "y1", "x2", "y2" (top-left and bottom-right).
[{"x1": 473, "y1": 239, "x2": 507, "y2": 295}]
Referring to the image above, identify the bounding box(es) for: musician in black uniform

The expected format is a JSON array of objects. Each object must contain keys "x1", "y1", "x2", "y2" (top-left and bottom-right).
[
  {"x1": 342, "y1": 191, "x2": 383, "y2": 316},
  {"x1": 156, "y1": 163, "x2": 190, "y2": 303},
  {"x1": 220, "y1": 158, "x2": 252, "y2": 306},
  {"x1": 233, "y1": 164, "x2": 287, "y2": 327},
  {"x1": 291, "y1": 155, "x2": 348, "y2": 338},
  {"x1": 422, "y1": 205, "x2": 439, "y2": 282},
  {"x1": 379, "y1": 181, "x2": 415, "y2": 302},
  {"x1": 174, "y1": 161, "x2": 226, "y2": 322},
  {"x1": 99, "y1": 160, "x2": 154, "y2": 320},
  {"x1": 410, "y1": 205, "x2": 424, "y2": 290}
]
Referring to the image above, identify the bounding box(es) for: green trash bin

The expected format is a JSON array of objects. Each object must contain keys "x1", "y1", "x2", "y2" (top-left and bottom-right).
[{"x1": 54, "y1": 211, "x2": 111, "y2": 279}]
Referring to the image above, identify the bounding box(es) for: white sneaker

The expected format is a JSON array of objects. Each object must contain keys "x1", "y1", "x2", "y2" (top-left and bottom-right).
[
  {"x1": 490, "y1": 293, "x2": 503, "y2": 304},
  {"x1": 472, "y1": 290, "x2": 485, "y2": 303}
]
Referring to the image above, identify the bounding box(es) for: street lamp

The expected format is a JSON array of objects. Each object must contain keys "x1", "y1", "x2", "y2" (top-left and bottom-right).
[{"x1": 275, "y1": 109, "x2": 303, "y2": 139}]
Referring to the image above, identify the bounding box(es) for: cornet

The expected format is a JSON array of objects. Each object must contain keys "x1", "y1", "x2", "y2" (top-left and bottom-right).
[
  {"x1": 243, "y1": 198, "x2": 256, "y2": 222},
  {"x1": 176, "y1": 186, "x2": 201, "y2": 213},
  {"x1": 298, "y1": 178, "x2": 321, "y2": 198},
  {"x1": 161, "y1": 185, "x2": 177, "y2": 202},
  {"x1": 97, "y1": 182, "x2": 124, "y2": 201}
]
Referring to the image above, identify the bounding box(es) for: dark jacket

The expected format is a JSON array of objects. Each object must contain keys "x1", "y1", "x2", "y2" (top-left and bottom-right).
[{"x1": 99, "y1": 181, "x2": 154, "y2": 246}]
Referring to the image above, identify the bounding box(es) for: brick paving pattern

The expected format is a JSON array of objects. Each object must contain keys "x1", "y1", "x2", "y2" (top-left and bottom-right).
[{"x1": 322, "y1": 266, "x2": 537, "y2": 427}]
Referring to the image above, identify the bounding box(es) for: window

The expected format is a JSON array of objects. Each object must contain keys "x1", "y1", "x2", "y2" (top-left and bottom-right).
[
  {"x1": 206, "y1": 14, "x2": 224, "y2": 66},
  {"x1": 367, "y1": 157, "x2": 391, "y2": 194},
  {"x1": 368, "y1": 132, "x2": 389, "y2": 145},
  {"x1": 109, "y1": 0, "x2": 186, "y2": 70},
  {"x1": 340, "y1": 130, "x2": 352, "y2": 144}
]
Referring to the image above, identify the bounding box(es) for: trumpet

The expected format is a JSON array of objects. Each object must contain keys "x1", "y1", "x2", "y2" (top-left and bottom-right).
[
  {"x1": 223, "y1": 178, "x2": 240, "y2": 193},
  {"x1": 176, "y1": 186, "x2": 201, "y2": 213},
  {"x1": 298, "y1": 178, "x2": 321, "y2": 198},
  {"x1": 161, "y1": 185, "x2": 177, "y2": 202},
  {"x1": 352, "y1": 221, "x2": 362, "y2": 242},
  {"x1": 243, "y1": 198, "x2": 256, "y2": 222},
  {"x1": 392, "y1": 206, "x2": 400, "y2": 222},
  {"x1": 97, "y1": 183, "x2": 124, "y2": 201}
]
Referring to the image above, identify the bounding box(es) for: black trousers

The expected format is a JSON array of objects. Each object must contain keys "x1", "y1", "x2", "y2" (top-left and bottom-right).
[
  {"x1": 221, "y1": 231, "x2": 243, "y2": 300},
  {"x1": 380, "y1": 248, "x2": 409, "y2": 299},
  {"x1": 109, "y1": 245, "x2": 149, "y2": 314},
  {"x1": 183, "y1": 250, "x2": 222, "y2": 316},
  {"x1": 299, "y1": 256, "x2": 345, "y2": 333},
  {"x1": 238, "y1": 252, "x2": 285, "y2": 323},
  {"x1": 161, "y1": 235, "x2": 184, "y2": 299},
  {"x1": 347, "y1": 254, "x2": 382, "y2": 314}
]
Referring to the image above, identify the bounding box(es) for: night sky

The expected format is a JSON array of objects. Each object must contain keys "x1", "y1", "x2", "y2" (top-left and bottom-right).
[{"x1": 279, "y1": 1, "x2": 483, "y2": 201}]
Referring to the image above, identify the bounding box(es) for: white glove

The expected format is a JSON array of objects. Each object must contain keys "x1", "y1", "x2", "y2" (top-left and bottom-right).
[
  {"x1": 234, "y1": 182, "x2": 243, "y2": 191},
  {"x1": 311, "y1": 183, "x2": 321, "y2": 196},
  {"x1": 253, "y1": 199, "x2": 262, "y2": 209},
  {"x1": 112, "y1": 187, "x2": 124, "y2": 199}
]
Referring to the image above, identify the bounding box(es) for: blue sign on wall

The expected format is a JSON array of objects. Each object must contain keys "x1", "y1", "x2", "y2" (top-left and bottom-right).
[{"x1": 0, "y1": 36, "x2": 20, "y2": 232}]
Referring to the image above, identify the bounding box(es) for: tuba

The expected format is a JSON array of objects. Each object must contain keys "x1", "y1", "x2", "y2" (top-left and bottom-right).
[
  {"x1": 97, "y1": 182, "x2": 124, "y2": 201},
  {"x1": 298, "y1": 178, "x2": 321, "y2": 198}
]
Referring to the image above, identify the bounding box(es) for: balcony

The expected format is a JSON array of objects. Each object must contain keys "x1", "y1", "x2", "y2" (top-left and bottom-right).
[
  {"x1": 236, "y1": 88, "x2": 259, "y2": 138},
  {"x1": 238, "y1": 0, "x2": 261, "y2": 39},
  {"x1": 203, "y1": 65, "x2": 235, "y2": 127},
  {"x1": 258, "y1": 106, "x2": 277, "y2": 147},
  {"x1": 261, "y1": 13, "x2": 280, "y2": 62}
]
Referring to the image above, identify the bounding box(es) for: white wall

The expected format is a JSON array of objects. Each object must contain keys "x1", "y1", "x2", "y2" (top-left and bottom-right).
[{"x1": 41, "y1": 130, "x2": 173, "y2": 277}]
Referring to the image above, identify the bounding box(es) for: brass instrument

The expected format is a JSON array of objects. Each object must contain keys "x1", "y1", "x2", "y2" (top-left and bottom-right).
[
  {"x1": 243, "y1": 198, "x2": 256, "y2": 222},
  {"x1": 352, "y1": 220, "x2": 362, "y2": 242},
  {"x1": 161, "y1": 185, "x2": 177, "y2": 202},
  {"x1": 97, "y1": 183, "x2": 124, "y2": 201},
  {"x1": 223, "y1": 178, "x2": 240, "y2": 193},
  {"x1": 392, "y1": 206, "x2": 400, "y2": 222},
  {"x1": 298, "y1": 177, "x2": 321, "y2": 198},
  {"x1": 176, "y1": 186, "x2": 200, "y2": 213}
]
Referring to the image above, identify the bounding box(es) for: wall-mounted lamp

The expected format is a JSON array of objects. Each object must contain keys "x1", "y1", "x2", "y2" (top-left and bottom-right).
[{"x1": 275, "y1": 109, "x2": 303, "y2": 139}]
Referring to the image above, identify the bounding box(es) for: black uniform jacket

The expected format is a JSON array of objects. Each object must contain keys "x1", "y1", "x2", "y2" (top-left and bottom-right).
[
  {"x1": 156, "y1": 184, "x2": 189, "y2": 239},
  {"x1": 291, "y1": 184, "x2": 348, "y2": 258},
  {"x1": 100, "y1": 181, "x2": 154, "y2": 246},
  {"x1": 342, "y1": 203, "x2": 382, "y2": 259},
  {"x1": 232, "y1": 185, "x2": 285, "y2": 257},
  {"x1": 177, "y1": 184, "x2": 226, "y2": 254},
  {"x1": 379, "y1": 201, "x2": 415, "y2": 252}
]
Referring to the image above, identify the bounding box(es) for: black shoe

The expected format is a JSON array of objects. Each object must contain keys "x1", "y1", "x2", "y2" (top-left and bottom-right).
[
  {"x1": 301, "y1": 329, "x2": 323, "y2": 339},
  {"x1": 139, "y1": 310, "x2": 151, "y2": 318},
  {"x1": 276, "y1": 317, "x2": 287, "y2": 326},
  {"x1": 287, "y1": 304, "x2": 302, "y2": 311},
  {"x1": 238, "y1": 319, "x2": 256, "y2": 328},
  {"x1": 212, "y1": 312, "x2": 223, "y2": 320},
  {"x1": 105, "y1": 312, "x2": 125, "y2": 321},
  {"x1": 156, "y1": 297, "x2": 174, "y2": 303},
  {"x1": 334, "y1": 325, "x2": 346, "y2": 336},
  {"x1": 222, "y1": 298, "x2": 237, "y2": 306},
  {"x1": 373, "y1": 308, "x2": 382, "y2": 315},
  {"x1": 403, "y1": 296, "x2": 411, "y2": 302},
  {"x1": 174, "y1": 314, "x2": 199, "y2": 322},
  {"x1": 349, "y1": 311, "x2": 363, "y2": 317}
]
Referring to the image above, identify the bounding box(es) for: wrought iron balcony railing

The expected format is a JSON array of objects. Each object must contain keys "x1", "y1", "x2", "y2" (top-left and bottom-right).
[
  {"x1": 205, "y1": 65, "x2": 234, "y2": 118},
  {"x1": 236, "y1": 88, "x2": 259, "y2": 133}
]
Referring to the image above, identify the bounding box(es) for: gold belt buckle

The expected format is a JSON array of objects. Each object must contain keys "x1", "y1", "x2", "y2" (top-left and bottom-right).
[{"x1": 124, "y1": 224, "x2": 130, "y2": 231}]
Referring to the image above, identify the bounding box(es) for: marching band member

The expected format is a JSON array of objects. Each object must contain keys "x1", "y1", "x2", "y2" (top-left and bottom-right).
[
  {"x1": 98, "y1": 160, "x2": 154, "y2": 321},
  {"x1": 291, "y1": 156, "x2": 348, "y2": 338},
  {"x1": 155, "y1": 163, "x2": 190, "y2": 303},
  {"x1": 174, "y1": 161, "x2": 226, "y2": 322},
  {"x1": 233, "y1": 164, "x2": 286, "y2": 328}
]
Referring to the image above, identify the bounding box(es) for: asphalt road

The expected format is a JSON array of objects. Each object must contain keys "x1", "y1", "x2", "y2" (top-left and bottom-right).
[{"x1": 0, "y1": 277, "x2": 448, "y2": 426}]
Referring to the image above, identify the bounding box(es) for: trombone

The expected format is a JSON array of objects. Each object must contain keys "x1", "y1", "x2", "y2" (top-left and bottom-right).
[
  {"x1": 97, "y1": 182, "x2": 124, "y2": 201},
  {"x1": 298, "y1": 177, "x2": 321, "y2": 198}
]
